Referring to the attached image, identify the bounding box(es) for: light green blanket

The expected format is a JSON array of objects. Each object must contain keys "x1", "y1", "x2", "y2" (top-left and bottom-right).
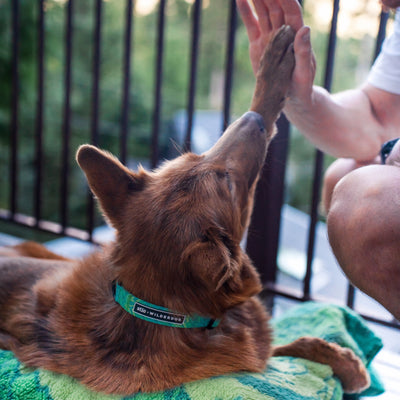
[{"x1": 0, "y1": 302, "x2": 384, "y2": 400}]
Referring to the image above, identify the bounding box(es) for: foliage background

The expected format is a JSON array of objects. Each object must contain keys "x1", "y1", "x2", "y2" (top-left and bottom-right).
[{"x1": 0, "y1": 0, "x2": 392, "y2": 239}]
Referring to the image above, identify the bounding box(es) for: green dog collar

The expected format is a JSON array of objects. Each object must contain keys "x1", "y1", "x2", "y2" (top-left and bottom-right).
[{"x1": 113, "y1": 282, "x2": 220, "y2": 329}]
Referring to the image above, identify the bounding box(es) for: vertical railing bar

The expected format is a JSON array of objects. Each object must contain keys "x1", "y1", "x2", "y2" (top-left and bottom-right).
[
  {"x1": 60, "y1": 0, "x2": 74, "y2": 231},
  {"x1": 184, "y1": 0, "x2": 202, "y2": 152},
  {"x1": 346, "y1": 284, "x2": 355, "y2": 308},
  {"x1": 90, "y1": 0, "x2": 102, "y2": 148},
  {"x1": 247, "y1": 2, "x2": 297, "y2": 293},
  {"x1": 246, "y1": 116, "x2": 291, "y2": 287},
  {"x1": 345, "y1": 9, "x2": 389, "y2": 308},
  {"x1": 322, "y1": 1, "x2": 339, "y2": 90},
  {"x1": 87, "y1": 0, "x2": 103, "y2": 240},
  {"x1": 303, "y1": 153, "x2": 323, "y2": 298},
  {"x1": 303, "y1": 0, "x2": 339, "y2": 299},
  {"x1": 151, "y1": 0, "x2": 166, "y2": 169},
  {"x1": 10, "y1": 0, "x2": 20, "y2": 216},
  {"x1": 34, "y1": 0, "x2": 45, "y2": 224},
  {"x1": 373, "y1": 10, "x2": 389, "y2": 61},
  {"x1": 222, "y1": 0, "x2": 237, "y2": 132},
  {"x1": 120, "y1": 0, "x2": 134, "y2": 165}
]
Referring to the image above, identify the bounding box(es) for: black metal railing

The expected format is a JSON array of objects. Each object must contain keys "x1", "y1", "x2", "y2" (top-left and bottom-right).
[{"x1": 1, "y1": 0, "x2": 399, "y2": 330}]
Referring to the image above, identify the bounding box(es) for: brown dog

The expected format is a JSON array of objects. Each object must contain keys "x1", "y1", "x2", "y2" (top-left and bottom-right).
[{"x1": 0, "y1": 27, "x2": 369, "y2": 395}]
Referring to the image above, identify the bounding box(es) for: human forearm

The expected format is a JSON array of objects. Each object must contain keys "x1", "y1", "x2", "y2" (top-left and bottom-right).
[
  {"x1": 237, "y1": 0, "x2": 399, "y2": 160},
  {"x1": 284, "y1": 86, "x2": 383, "y2": 160}
]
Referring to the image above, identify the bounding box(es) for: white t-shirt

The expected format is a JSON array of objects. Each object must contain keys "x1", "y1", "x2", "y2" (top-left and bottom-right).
[{"x1": 368, "y1": 8, "x2": 400, "y2": 94}]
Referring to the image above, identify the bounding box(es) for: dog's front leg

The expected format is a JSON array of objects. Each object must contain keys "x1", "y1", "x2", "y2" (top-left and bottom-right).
[
  {"x1": 272, "y1": 337, "x2": 370, "y2": 394},
  {"x1": 250, "y1": 25, "x2": 295, "y2": 132}
]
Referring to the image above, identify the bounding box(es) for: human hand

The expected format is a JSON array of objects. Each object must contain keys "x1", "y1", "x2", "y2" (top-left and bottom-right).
[{"x1": 237, "y1": 0, "x2": 316, "y2": 106}]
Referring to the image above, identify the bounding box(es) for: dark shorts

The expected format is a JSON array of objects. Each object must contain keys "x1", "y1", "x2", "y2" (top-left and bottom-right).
[{"x1": 381, "y1": 138, "x2": 400, "y2": 164}]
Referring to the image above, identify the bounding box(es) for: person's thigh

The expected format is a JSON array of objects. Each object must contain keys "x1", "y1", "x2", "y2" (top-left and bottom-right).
[{"x1": 327, "y1": 164, "x2": 400, "y2": 320}]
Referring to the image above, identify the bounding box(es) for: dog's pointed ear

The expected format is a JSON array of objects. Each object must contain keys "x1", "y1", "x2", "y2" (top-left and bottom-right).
[
  {"x1": 181, "y1": 240, "x2": 232, "y2": 292},
  {"x1": 181, "y1": 232, "x2": 262, "y2": 306},
  {"x1": 76, "y1": 144, "x2": 147, "y2": 226}
]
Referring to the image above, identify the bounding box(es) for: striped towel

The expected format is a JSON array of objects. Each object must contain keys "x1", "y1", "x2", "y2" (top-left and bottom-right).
[{"x1": 0, "y1": 302, "x2": 384, "y2": 400}]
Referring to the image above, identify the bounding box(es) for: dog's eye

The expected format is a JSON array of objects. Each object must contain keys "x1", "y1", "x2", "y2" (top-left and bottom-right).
[{"x1": 215, "y1": 170, "x2": 233, "y2": 192}]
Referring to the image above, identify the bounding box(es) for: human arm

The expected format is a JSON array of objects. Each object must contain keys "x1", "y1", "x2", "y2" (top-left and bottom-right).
[
  {"x1": 237, "y1": 0, "x2": 400, "y2": 160},
  {"x1": 286, "y1": 84, "x2": 400, "y2": 160}
]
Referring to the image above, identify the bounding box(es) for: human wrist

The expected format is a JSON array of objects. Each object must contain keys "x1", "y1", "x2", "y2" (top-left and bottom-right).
[{"x1": 283, "y1": 85, "x2": 316, "y2": 121}]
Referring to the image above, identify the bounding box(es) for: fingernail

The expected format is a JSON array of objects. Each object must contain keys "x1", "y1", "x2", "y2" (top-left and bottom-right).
[{"x1": 302, "y1": 26, "x2": 311, "y2": 42}]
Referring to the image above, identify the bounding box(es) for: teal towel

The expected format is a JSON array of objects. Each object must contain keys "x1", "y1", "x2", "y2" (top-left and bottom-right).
[{"x1": 0, "y1": 302, "x2": 384, "y2": 400}]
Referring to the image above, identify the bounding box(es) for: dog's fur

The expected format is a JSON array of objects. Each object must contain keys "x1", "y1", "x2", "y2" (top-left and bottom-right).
[{"x1": 0, "y1": 27, "x2": 369, "y2": 395}]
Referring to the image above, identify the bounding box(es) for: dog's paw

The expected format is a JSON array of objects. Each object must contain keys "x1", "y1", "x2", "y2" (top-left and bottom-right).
[
  {"x1": 272, "y1": 336, "x2": 370, "y2": 394},
  {"x1": 250, "y1": 25, "x2": 295, "y2": 126},
  {"x1": 330, "y1": 343, "x2": 370, "y2": 394},
  {"x1": 259, "y1": 25, "x2": 295, "y2": 84}
]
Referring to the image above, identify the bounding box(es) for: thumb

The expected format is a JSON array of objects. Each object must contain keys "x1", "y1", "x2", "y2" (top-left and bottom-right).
[{"x1": 291, "y1": 26, "x2": 316, "y2": 100}]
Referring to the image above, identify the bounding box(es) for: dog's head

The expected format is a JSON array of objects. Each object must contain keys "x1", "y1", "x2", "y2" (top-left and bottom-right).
[{"x1": 77, "y1": 111, "x2": 268, "y2": 317}]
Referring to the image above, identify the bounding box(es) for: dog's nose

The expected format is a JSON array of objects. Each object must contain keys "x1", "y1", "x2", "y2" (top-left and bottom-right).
[
  {"x1": 241, "y1": 111, "x2": 265, "y2": 132},
  {"x1": 203, "y1": 110, "x2": 268, "y2": 164}
]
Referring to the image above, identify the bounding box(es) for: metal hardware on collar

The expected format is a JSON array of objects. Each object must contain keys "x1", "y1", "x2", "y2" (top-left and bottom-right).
[{"x1": 113, "y1": 282, "x2": 220, "y2": 329}]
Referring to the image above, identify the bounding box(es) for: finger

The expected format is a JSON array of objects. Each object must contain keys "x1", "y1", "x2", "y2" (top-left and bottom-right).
[
  {"x1": 292, "y1": 26, "x2": 315, "y2": 89},
  {"x1": 236, "y1": 0, "x2": 261, "y2": 41},
  {"x1": 253, "y1": 0, "x2": 272, "y2": 31},
  {"x1": 280, "y1": 0, "x2": 304, "y2": 32},
  {"x1": 264, "y1": 0, "x2": 284, "y2": 30}
]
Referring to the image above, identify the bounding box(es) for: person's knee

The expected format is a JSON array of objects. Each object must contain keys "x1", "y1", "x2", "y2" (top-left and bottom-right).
[
  {"x1": 322, "y1": 158, "x2": 361, "y2": 213},
  {"x1": 322, "y1": 157, "x2": 380, "y2": 213},
  {"x1": 329, "y1": 164, "x2": 400, "y2": 224},
  {"x1": 328, "y1": 165, "x2": 395, "y2": 251}
]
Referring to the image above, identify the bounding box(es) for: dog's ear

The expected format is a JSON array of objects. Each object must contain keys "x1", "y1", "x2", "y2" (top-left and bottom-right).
[
  {"x1": 76, "y1": 145, "x2": 147, "y2": 226},
  {"x1": 181, "y1": 232, "x2": 262, "y2": 306},
  {"x1": 181, "y1": 239, "x2": 233, "y2": 293}
]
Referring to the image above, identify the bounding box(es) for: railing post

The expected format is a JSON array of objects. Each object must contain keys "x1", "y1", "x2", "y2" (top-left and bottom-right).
[
  {"x1": 34, "y1": 0, "x2": 45, "y2": 225},
  {"x1": 246, "y1": 115, "x2": 290, "y2": 286},
  {"x1": 222, "y1": 0, "x2": 237, "y2": 131},
  {"x1": 60, "y1": 0, "x2": 74, "y2": 232},
  {"x1": 10, "y1": 0, "x2": 20, "y2": 216},
  {"x1": 120, "y1": 0, "x2": 135, "y2": 165},
  {"x1": 303, "y1": 0, "x2": 339, "y2": 300},
  {"x1": 184, "y1": 0, "x2": 202, "y2": 152},
  {"x1": 151, "y1": 0, "x2": 167, "y2": 169}
]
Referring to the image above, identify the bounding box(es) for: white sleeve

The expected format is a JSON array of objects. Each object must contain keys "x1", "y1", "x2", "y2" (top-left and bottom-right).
[{"x1": 368, "y1": 8, "x2": 400, "y2": 94}]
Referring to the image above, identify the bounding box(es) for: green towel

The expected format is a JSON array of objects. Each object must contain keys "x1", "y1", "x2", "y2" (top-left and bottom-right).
[{"x1": 0, "y1": 302, "x2": 384, "y2": 400}]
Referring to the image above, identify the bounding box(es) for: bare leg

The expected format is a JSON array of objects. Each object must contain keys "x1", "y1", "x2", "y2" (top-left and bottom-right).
[
  {"x1": 328, "y1": 164, "x2": 400, "y2": 320},
  {"x1": 272, "y1": 337, "x2": 370, "y2": 394}
]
